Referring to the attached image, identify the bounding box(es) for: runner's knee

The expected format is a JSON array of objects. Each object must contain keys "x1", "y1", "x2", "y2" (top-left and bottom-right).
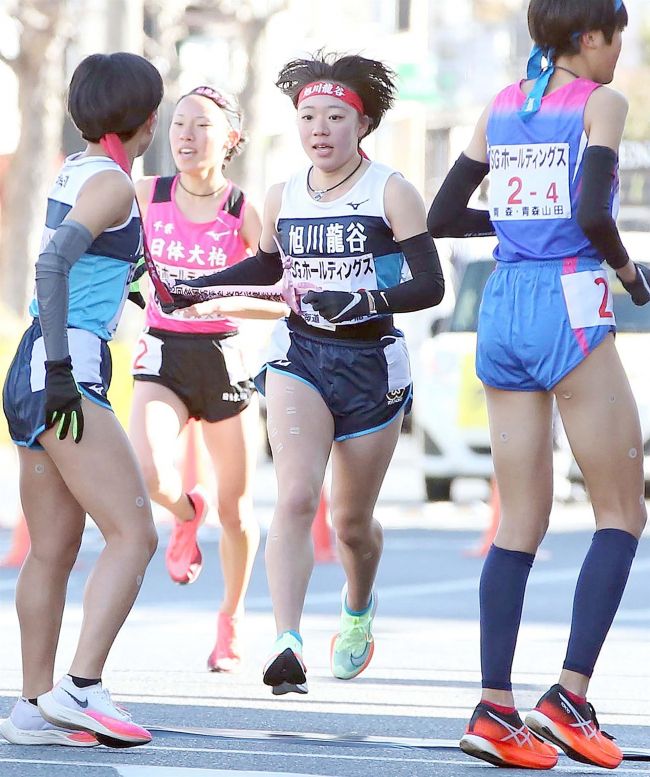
[
  {"x1": 332, "y1": 511, "x2": 374, "y2": 549},
  {"x1": 276, "y1": 486, "x2": 321, "y2": 527},
  {"x1": 29, "y1": 530, "x2": 83, "y2": 570}
]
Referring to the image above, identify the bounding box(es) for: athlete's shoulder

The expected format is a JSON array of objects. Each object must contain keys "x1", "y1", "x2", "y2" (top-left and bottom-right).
[
  {"x1": 135, "y1": 176, "x2": 157, "y2": 201},
  {"x1": 586, "y1": 85, "x2": 628, "y2": 114}
]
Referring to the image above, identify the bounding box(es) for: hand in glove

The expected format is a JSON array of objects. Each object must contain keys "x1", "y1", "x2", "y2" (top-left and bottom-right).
[
  {"x1": 158, "y1": 282, "x2": 195, "y2": 314},
  {"x1": 618, "y1": 263, "x2": 650, "y2": 306},
  {"x1": 128, "y1": 258, "x2": 146, "y2": 309},
  {"x1": 44, "y1": 356, "x2": 84, "y2": 443},
  {"x1": 302, "y1": 290, "x2": 371, "y2": 323}
]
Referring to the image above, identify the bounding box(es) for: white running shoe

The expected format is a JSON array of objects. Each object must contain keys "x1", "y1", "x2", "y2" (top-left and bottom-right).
[
  {"x1": 0, "y1": 697, "x2": 98, "y2": 746},
  {"x1": 38, "y1": 676, "x2": 151, "y2": 748}
]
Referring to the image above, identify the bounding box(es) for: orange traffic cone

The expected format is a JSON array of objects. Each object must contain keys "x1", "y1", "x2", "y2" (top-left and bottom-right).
[
  {"x1": 0, "y1": 513, "x2": 30, "y2": 568},
  {"x1": 312, "y1": 488, "x2": 336, "y2": 563},
  {"x1": 465, "y1": 477, "x2": 500, "y2": 558}
]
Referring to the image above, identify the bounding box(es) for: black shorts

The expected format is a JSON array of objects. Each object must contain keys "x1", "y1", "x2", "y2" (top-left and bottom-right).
[{"x1": 132, "y1": 328, "x2": 255, "y2": 423}]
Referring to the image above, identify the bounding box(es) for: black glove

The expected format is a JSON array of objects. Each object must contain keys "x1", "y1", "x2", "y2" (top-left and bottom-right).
[
  {"x1": 618, "y1": 263, "x2": 650, "y2": 306},
  {"x1": 128, "y1": 290, "x2": 146, "y2": 309},
  {"x1": 158, "y1": 288, "x2": 195, "y2": 315},
  {"x1": 302, "y1": 290, "x2": 371, "y2": 323},
  {"x1": 127, "y1": 258, "x2": 147, "y2": 308},
  {"x1": 44, "y1": 356, "x2": 84, "y2": 443}
]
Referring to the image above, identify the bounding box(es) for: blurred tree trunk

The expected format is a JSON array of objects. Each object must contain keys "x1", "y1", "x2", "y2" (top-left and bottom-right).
[{"x1": 0, "y1": 1, "x2": 71, "y2": 316}]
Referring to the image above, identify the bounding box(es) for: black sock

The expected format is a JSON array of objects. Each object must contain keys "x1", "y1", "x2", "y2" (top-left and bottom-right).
[
  {"x1": 69, "y1": 675, "x2": 101, "y2": 688},
  {"x1": 27, "y1": 697, "x2": 38, "y2": 706}
]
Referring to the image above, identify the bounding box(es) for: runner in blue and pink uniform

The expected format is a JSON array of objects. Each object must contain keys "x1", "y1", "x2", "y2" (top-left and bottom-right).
[{"x1": 429, "y1": 0, "x2": 645, "y2": 769}]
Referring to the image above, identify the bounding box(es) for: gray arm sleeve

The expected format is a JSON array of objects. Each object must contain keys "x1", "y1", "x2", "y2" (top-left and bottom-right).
[{"x1": 35, "y1": 220, "x2": 94, "y2": 362}]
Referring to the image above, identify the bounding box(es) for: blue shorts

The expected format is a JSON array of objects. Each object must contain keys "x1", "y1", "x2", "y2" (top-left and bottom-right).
[
  {"x1": 255, "y1": 318, "x2": 412, "y2": 441},
  {"x1": 476, "y1": 257, "x2": 615, "y2": 392},
  {"x1": 3, "y1": 320, "x2": 113, "y2": 449}
]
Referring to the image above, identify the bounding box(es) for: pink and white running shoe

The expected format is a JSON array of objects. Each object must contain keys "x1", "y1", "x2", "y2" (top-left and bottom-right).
[
  {"x1": 165, "y1": 485, "x2": 209, "y2": 585},
  {"x1": 38, "y1": 676, "x2": 151, "y2": 748},
  {"x1": 0, "y1": 697, "x2": 97, "y2": 746}
]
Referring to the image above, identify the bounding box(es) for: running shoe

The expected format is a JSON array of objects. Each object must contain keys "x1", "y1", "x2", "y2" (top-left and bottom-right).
[
  {"x1": 37, "y1": 676, "x2": 152, "y2": 748},
  {"x1": 525, "y1": 684, "x2": 623, "y2": 769},
  {"x1": 262, "y1": 631, "x2": 308, "y2": 695},
  {"x1": 165, "y1": 485, "x2": 208, "y2": 585},
  {"x1": 0, "y1": 697, "x2": 98, "y2": 746},
  {"x1": 460, "y1": 701, "x2": 559, "y2": 769},
  {"x1": 330, "y1": 584, "x2": 377, "y2": 680},
  {"x1": 207, "y1": 612, "x2": 241, "y2": 672}
]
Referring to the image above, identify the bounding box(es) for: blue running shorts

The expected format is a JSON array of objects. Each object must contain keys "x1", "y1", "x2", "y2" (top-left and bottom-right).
[
  {"x1": 255, "y1": 318, "x2": 412, "y2": 441},
  {"x1": 3, "y1": 320, "x2": 113, "y2": 449},
  {"x1": 476, "y1": 257, "x2": 616, "y2": 392}
]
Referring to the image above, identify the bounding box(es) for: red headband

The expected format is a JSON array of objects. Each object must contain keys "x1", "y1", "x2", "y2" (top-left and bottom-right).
[{"x1": 297, "y1": 81, "x2": 365, "y2": 115}]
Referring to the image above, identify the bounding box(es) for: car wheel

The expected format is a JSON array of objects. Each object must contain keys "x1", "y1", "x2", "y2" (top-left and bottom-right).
[{"x1": 425, "y1": 476, "x2": 452, "y2": 502}]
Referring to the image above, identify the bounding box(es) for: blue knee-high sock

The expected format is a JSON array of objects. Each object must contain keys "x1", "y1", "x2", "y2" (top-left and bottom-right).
[
  {"x1": 563, "y1": 528, "x2": 638, "y2": 677},
  {"x1": 480, "y1": 544, "x2": 535, "y2": 691}
]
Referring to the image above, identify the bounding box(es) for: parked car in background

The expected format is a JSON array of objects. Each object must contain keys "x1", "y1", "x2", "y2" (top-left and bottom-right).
[{"x1": 413, "y1": 234, "x2": 650, "y2": 501}]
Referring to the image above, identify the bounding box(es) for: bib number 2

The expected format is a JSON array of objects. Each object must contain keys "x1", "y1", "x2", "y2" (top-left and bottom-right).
[{"x1": 561, "y1": 270, "x2": 615, "y2": 329}]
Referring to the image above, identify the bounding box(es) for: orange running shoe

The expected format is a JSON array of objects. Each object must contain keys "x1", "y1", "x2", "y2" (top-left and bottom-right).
[
  {"x1": 165, "y1": 486, "x2": 208, "y2": 585},
  {"x1": 207, "y1": 612, "x2": 242, "y2": 672},
  {"x1": 460, "y1": 702, "x2": 559, "y2": 769},
  {"x1": 525, "y1": 685, "x2": 623, "y2": 769}
]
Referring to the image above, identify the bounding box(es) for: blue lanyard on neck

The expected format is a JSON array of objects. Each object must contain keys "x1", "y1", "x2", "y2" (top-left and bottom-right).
[{"x1": 519, "y1": 0, "x2": 624, "y2": 121}]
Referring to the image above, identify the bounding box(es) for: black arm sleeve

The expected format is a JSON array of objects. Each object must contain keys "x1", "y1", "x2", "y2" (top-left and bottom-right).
[
  {"x1": 371, "y1": 232, "x2": 444, "y2": 314},
  {"x1": 576, "y1": 146, "x2": 630, "y2": 271},
  {"x1": 427, "y1": 153, "x2": 494, "y2": 238},
  {"x1": 180, "y1": 247, "x2": 283, "y2": 288}
]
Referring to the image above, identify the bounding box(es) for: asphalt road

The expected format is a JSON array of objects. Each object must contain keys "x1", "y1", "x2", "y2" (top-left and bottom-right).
[{"x1": 0, "y1": 439, "x2": 648, "y2": 776}]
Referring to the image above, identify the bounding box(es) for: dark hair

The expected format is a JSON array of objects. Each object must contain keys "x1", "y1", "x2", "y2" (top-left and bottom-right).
[
  {"x1": 68, "y1": 52, "x2": 164, "y2": 143},
  {"x1": 528, "y1": 0, "x2": 628, "y2": 56},
  {"x1": 276, "y1": 50, "x2": 397, "y2": 137},
  {"x1": 177, "y1": 86, "x2": 247, "y2": 167}
]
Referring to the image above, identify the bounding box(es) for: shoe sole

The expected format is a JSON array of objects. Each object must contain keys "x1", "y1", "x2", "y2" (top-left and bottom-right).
[
  {"x1": 207, "y1": 658, "x2": 241, "y2": 673},
  {"x1": 38, "y1": 695, "x2": 151, "y2": 748},
  {"x1": 263, "y1": 648, "x2": 308, "y2": 695},
  {"x1": 167, "y1": 547, "x2": 203, "y2": 585},
  {"x1": 0, "y1": 717, "x2": 98, "y2": 747},
  {"x1": 460, "y1": 734, "x2": 558, "y2": 770},
  {"x1": 525, "y1": 711, "x2": 621, "y2": 769}
]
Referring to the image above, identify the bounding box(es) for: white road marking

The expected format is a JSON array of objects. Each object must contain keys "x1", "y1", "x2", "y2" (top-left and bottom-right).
[
  {"x1": 1, "y1": 748, "x2": 649, "y2": 775},
  {"x1": 244, "y1": 556, "x2": 650, "y2": 608}
]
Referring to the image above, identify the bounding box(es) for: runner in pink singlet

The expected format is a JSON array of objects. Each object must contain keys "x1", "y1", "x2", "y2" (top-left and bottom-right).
[{"x1": 129, "y1": 86, "x2": 284, "y2": 673}]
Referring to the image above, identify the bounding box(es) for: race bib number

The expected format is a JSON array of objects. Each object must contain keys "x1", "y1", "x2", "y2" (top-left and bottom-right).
[
  {"x1": 561, "y1": 270, "x2": 615, "y2": 329},
  {"x1": 489, "y1": 143, "x2": 571, "y2": 221},
  {"x1": 297, "y1": 252, "x2": 377, "y2": 330},
  {"x1": 132, "y1": 332, "x2": 163, "y2": 375}
]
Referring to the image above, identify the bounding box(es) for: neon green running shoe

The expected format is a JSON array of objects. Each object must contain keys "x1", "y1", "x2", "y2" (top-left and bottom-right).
[
  {"x1": 262, "y1": 631, "x2": 308, "y2": 695},
  {"x1": 330, "y1": 585, "x2": 378, "y2": 680}
]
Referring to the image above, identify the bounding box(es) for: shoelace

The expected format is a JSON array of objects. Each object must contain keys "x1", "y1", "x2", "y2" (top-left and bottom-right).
[
  {"x1": 588, "y1": 703, "x2": 615, "y2": 741},
  {"x1": 97, "y1": 687, "x2": 131, "y2": 721},
  {"x1": 337, "y1": 618, "x2": 370, "y2": 653}
]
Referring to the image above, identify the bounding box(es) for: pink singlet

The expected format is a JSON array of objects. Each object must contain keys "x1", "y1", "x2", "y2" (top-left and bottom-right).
[{"x1": 143, "y1": 175, "x2": 250, "y2": 334}]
